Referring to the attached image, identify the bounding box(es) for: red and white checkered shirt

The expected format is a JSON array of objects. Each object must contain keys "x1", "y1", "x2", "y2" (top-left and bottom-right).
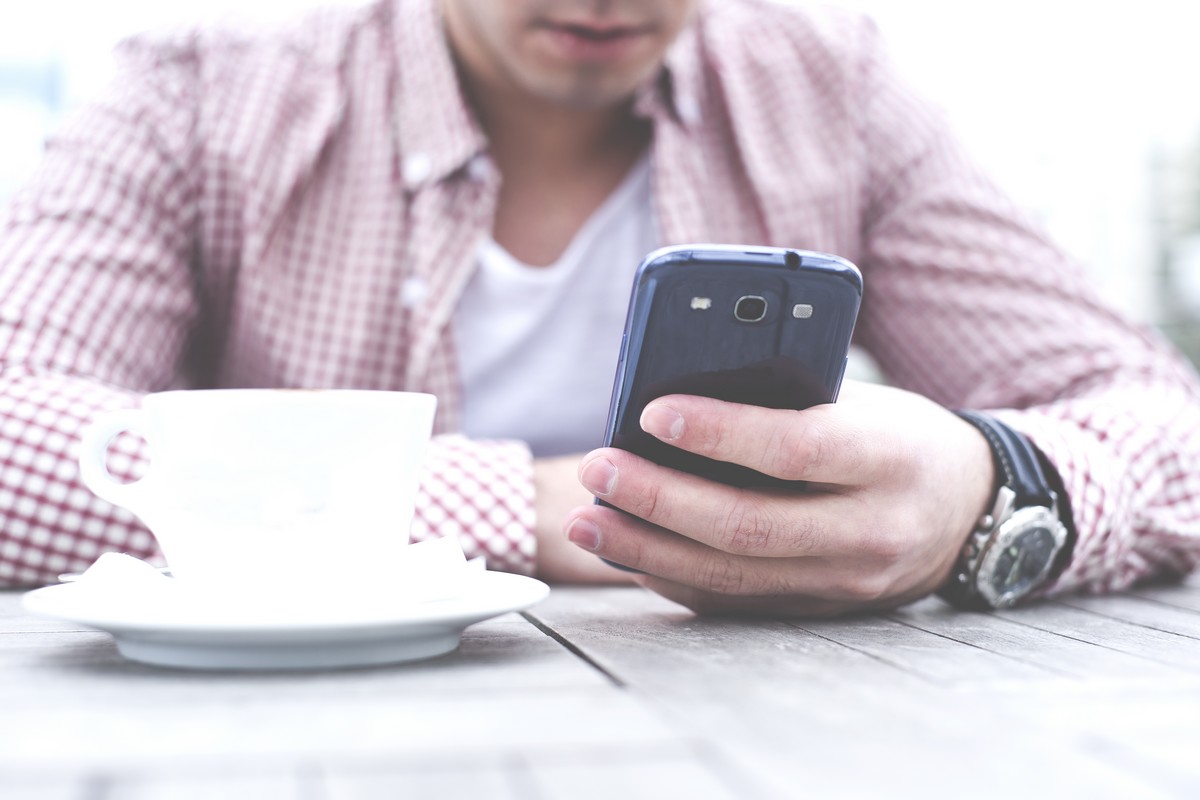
[{"x1": 2, "y1": 0, "x2": 1199, "y2": 593}]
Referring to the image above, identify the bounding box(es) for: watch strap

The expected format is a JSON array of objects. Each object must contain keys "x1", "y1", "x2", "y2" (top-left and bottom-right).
[
  {"x1": 955, "y1": 411, "x2": 1054, "y2": 509},
  {"x1": 939, "y1": 411, "x2": 1069, "y2": 609}
]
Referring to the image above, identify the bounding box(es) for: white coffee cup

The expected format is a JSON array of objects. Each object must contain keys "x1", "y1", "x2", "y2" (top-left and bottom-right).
[{"x1": 78, "y1": 389, "x2": 437, "y2": 599}]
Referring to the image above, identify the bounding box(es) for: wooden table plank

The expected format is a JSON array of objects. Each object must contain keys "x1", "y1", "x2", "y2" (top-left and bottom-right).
[
  {"x1": 523, "y1": 750, "x2": 745, "y2": 800},
  {"x1": 0, "y1": 589, "x2": 744, "y2": 797},
  {"x1": 5, "y1": 581, "x2": 1200, "y2": 799},
  {"x1": 887, "y1": 597, "x2": 1190, "y2": 681},
  {"x1": 0, "y1": 688, "x2": 687, "y2": 770},
  {"x1": 322, "y1": 761, "x2": 517, "y2": 800},
  {"x1": 994, "y1": 602, "x2": 1200, "y2": 672},
  {"x1": 0, "y1": 598, "x2": 89, "y2": 634},
  {"x1": 0, "y1": 628, "x2": 680, "y2": 775},
  {"x1": 1058, "y1": 594, "x2": 1200, "y2": 639},
  {"x1": 1125, "y1": 586, "x2": 1200, "y2": 614},
  {"x1": 320, "y1": 746, "x2": 746, "y2": 800},
  {"x1": 526, "y1": 586, "x2": 1200, "y2": 799},
  {"x1": 796, "y1": 612, "x2": 1061, "y2": 686},
  {"x1": 106, "y1": 772, "x2": 302, "y2": 800},
  {"x1": 962, "y1": 682, "x2": 1200, "y2": 791},
  {"x1": 0, "y1": 593, "x2": 687, "y2": 777},
  {"x1": 0, "y1": 778, "x2": 89, "y2": 800},
  {"x1": 1124, "y1": 572, "x2": 1200, "y2": 613},
  {"x1": 521, "y1": 582, "x2": 924, "y2": 688},
  {"x1": 0, "y1": 615, "x2": 613, "y2": 709}
]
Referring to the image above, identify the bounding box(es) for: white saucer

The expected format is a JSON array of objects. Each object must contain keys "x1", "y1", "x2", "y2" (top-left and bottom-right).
[{"x1": 22, "y1": 571, "x2": 549, "y2": 671}]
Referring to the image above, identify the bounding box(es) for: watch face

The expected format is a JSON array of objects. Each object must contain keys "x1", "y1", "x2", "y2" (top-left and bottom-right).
[{"x1": 988, "y1": 525, "x2": 1058, "y2": 599}]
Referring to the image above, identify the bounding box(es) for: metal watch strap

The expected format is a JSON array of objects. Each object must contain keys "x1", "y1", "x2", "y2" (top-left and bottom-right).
[{"x1": 938, "y1": 411, "x2": 1061, "y2": 609}]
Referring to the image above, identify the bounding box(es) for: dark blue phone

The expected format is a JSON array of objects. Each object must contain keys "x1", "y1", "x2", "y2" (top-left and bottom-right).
[{"x1": 601, "y1": 245, "x2": 862, "y2": 488}]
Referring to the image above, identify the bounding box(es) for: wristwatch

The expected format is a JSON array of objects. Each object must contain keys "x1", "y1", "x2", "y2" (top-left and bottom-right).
[{"x1": 938, "y1": 411, "x2": 1073, "y2": 609}]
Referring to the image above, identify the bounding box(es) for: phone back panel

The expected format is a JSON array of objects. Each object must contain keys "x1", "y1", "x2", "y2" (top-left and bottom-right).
[{"x1": 603, "y1": 247, "x2": 862, "y2": 487}]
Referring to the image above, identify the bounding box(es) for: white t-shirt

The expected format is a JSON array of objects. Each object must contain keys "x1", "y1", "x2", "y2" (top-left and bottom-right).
[{"x1": 455, "y1": 157, "x2": 656, "y2": 457}]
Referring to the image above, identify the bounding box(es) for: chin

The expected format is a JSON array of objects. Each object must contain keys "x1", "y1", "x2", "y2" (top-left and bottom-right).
[
  {"x1": 544, "y1": 87, "x2": 636, "y2": 110},
  {"x1": 523, "y1": 67, "x2": 655, "y2": 111}
]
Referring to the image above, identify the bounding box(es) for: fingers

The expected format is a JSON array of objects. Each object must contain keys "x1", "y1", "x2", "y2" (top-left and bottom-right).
[
  {"x1": 564, "y1": 503, "x2": 863, "y2": 600},
  {"x1": 638, "y1": 394, "x2": 903, "y2": 486},
  {"x1": 577, "y1": 447, "x2": 879, "y2": 559},
  {"x1": 636, "y1": 575, "x2": 868, "y2": 618},
  {"x1": 564, "y1": 499, "x2": 911, "y2": 608},
  {"x1": 567, "y1": 383, "x2": 989, "y2": 616}
]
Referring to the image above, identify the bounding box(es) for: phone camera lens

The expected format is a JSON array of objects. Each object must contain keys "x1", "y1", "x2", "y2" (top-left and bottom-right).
[{"x1": 734, "y1": 295, "x2": 768, "y2": 323}]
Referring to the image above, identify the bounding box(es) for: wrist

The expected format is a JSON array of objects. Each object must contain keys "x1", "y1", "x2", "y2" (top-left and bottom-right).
[
  {"x1": 932, "y1": 416, "x2": 998, "y2": 593},
  {"x1": 533, "y1": 455, "x2": 634, "y2": 584},
  {"x1": 938, "y1": 412, "x2": 1074, "y2": 609}
]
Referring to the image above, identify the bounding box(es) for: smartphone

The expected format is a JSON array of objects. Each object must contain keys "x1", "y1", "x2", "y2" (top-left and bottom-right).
[{"x1": 602, "y1": 245, "x2": 862, "y2": 488}]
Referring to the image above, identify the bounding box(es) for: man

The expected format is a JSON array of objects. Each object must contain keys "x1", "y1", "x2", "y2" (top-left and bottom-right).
[{"x1": 1, "y1": 0, "x2": 1197, "y2": 615}]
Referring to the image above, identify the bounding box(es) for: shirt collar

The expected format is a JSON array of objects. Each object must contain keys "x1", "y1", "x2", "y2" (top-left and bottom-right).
[
  {"x1": 392, "y1": 0, "x2": 489, "y2": 191},
  {"x1": 391, "y1": 0, "x2": 705, "y2": 191},
  {"x1": 632, "y1": 11, "x2": 704, "y2": 131}
]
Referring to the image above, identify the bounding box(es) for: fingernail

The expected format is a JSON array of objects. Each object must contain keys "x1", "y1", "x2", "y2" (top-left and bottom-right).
[
  {"x1": 566, "y1": 519, "x2": 602, "y2": 551},
  {"x1": 641, "y1": 403, "x2": 684, "y2": 441},
  {"x1": 580, "y1": 456, "x2": 618, "y2": 496}
]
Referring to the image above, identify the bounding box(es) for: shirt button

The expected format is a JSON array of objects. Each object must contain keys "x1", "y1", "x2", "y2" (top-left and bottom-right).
[
  {"x1": 401, "y1": 276, "x2": 429, "y2": 308},
  {"x1": 676, "y1": 95, "x2": 700, "y2": 126},
  {"x1": 466, "y1": 154, "x2": 492, "y2": 183},
  {"x1": 403, "y1": 152, "x2": 432, "y2": 185}
]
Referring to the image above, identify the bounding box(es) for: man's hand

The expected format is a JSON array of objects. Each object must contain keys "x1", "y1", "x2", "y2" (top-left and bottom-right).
[
  {"x1": 561, "y1": 380, "x2": 995, "y2": 616},
  {"x1": 533, "y1": 454, "x2": 637, "y2": 585}
]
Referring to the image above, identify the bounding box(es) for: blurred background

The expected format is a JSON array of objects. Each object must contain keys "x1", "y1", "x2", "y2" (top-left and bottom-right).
[{"x1": 2, "y1": 0, "x2": 1199, "y2": 363}]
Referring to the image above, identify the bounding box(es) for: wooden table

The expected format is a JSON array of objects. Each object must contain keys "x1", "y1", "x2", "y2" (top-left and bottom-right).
[{"x1": 2, "y1": 577, "x2": 1199, "y2": 799}]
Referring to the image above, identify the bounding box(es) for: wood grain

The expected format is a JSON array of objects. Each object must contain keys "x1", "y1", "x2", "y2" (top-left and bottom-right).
[{"x1": 4, "y1": 579, "x2": 1200, "y2": 799}]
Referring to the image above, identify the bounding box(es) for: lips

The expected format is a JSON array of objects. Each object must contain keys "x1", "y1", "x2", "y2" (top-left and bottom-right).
[
  {"x1": 536, "y1": 19, "x2": 653, "y2": 62},
  {"x1": 552, "y1": 22, "x2": 645, "y2": 41}
]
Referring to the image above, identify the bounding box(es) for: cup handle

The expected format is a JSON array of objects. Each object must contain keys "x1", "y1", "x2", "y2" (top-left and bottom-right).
[{"x1": 78, "y1": 408, "x2": 149, "y2": 512}]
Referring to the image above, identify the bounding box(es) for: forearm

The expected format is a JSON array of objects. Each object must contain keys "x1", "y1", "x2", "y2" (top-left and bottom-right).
[
  {"x1": 0, "y1": 44, "x2": 204, "y2": 586},
  {"x1": 856, "y1": 42, "x2": 1200, "y2": 592},
  {"x1": 0, "y1": 367, "x2": 157, "y2": 586},
  {"x1": 412, "y1": 437, "x2": 633, "y2": 582},
  {"x1": 411, "y1": 435, "x2": 536, "y2": 575},
  {"x1": 994, "y1": 376, "x2": 1200, "y2": 594},
  {"x1": 531, "y1": 454, "x2": 635, "y2": 584}
]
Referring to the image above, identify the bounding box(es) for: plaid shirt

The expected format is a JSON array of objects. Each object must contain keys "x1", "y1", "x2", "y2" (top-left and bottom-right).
[{"x1": 2, "y1": 0, "x2": 1198, "y2": 592}]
